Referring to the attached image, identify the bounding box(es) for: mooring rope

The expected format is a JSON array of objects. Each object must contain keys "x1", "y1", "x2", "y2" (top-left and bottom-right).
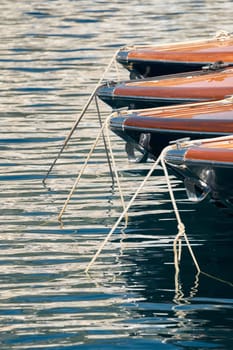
[
  {"x1": 43, "y1": 49, "x2": 119, "y2": 184},
  {"x1": 58, "y1": 116, "x2": 110, "y2": 222},
  {"x1": 94, "y1": 95, "x2": 115, "y2": 185},
  {"x1": 76, "y1": 130, "x2": 232, "y2": 288},
  {"x1": 161, "y1": 145, "x2": 233, "y2": 288},
  {"x1": 160, "y1": 146, "x2": 201, "y2": 274},
  {"x1": 84, "y1": 144, "x2": 201, "y2": 274},
  {"x1": 58, "y1": 113, "x2": 128, "y2": 223},
  {"x1": 85, "y1": 153, "x2": 163, "y2": 273},
  {"x1": 104, "y1": 114, "x2": 128, "y2": 225}
]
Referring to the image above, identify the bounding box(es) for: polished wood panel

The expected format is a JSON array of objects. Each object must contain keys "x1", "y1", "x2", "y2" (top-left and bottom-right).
[
  {"x1": 122, "y1": 99, "x2": 233, "y2": 133},
  {"x1": 127, "y1": 37, "x2": 233, "y2": 63},
  {"x1": 185, "y1": 137, "x2": 233, "y2": 162},
  {"x1": 115, "y1": 68, "x2": 233, "y2": 99}
]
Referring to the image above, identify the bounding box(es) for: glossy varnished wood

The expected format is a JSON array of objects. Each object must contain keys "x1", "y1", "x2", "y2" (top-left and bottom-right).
[
  {"x1": 114, "y1": 68, "x2": 233, "y2": 100},
  {"x1": 126, "y1": 37, "x2": 233, "y2": 63},
  {"x1": 123, "y1": 99, "x2": 233, "y2": 133},
  {"x1": 185, "y1": 137, "x2": 233, "y2": 162}
]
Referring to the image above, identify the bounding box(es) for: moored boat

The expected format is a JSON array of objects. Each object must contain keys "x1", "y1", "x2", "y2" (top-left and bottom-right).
[
  {"x1": 164, "y1": 135, "x2": 233, "y2": 209},
  {"x1": 117, "y1": 31, "x2": 233, "y2": 78},
  {"x1": 97, "y1": 66, "x2": 233, "y2": 110},
  {"x1": 109, "y1": 97, "x2": 233, "y2": 161}
]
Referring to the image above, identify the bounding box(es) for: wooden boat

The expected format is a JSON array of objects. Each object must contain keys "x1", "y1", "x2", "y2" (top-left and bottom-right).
[
  {"x1": 97, "y1": 66, "x2": 233, "y2": 110},
  {"x1": 109, "y1": 97, "x2": 233, "y2": 162},
  {"x1": 164, "y1": 135, "x2": 233, "y2": 209},
  {"x1": 117, "y1": 31, "x2": 233, "y2": 78}
]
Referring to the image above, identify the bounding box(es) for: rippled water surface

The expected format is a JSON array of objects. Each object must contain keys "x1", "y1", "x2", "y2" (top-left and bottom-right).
[{"x1": 0, "y1": 1, "x2": 233, "y2": 349}]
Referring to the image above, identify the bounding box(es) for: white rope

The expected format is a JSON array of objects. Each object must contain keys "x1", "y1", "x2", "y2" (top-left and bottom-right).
[
  {"x1": 58, "y1": 116, "x2": 110, "y2": 221},
  {"x1": 84, "y1": 144, "x2": 199, "y2": 273},
  {"x1": 85, "y1": 153, "x2": 163, "y2": 273},
  {"x1": 58, "y1": 114, "x2": 128, "y2": 223},
  {"x1": 160, "y1": 146, "x2": 201, "y2": 273},
  {"x1": 56, "y1": 48, "x2": 125, "y2": 221},
  {"x1": 104, "y1": 117, "x2": 128, "y2": 225},
  {"x1": 84, "y1": 138, "x2": 233, "y2": 290},
  {"x1": 43, "y1": 49, "x2": 120, "y2": 183},
  {"x1": 161, "y1": 144, "x2": 233, "y2": 289}
]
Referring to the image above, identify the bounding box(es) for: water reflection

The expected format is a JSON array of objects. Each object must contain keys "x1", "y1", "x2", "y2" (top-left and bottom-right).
[{"x1": 0, "y1": 0, "x2": 233, "y2": 349}]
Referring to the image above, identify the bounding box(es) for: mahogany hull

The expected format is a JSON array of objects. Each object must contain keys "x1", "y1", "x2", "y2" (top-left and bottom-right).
[
  {"x1": 164, "y1": 135, "x2": 233, "y2": 209},
  {"x1": 97, "y1": 67, "x2": 233, "y2": 110},
  {"x1": 117, "y1": 34, "x2": 233, "y2": 78},
  {"x1": 110, "y1": 98, "x2": 233, "y2": 160}
]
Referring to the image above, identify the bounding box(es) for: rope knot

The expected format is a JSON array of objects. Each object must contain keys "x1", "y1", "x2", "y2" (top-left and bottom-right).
[{"x1": 177, "y1": 222, "x2": 185, "y2": 235}]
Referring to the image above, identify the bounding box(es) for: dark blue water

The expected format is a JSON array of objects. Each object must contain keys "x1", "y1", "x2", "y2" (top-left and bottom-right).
[{"x1": 0, "y1": 1, "x2": 232, "y2": 349}]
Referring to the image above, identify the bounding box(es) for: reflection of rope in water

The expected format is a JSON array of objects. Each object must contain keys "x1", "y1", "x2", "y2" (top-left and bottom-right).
[{"x1": 173, "y1": 264, "x2": 200, "y2": 306}]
